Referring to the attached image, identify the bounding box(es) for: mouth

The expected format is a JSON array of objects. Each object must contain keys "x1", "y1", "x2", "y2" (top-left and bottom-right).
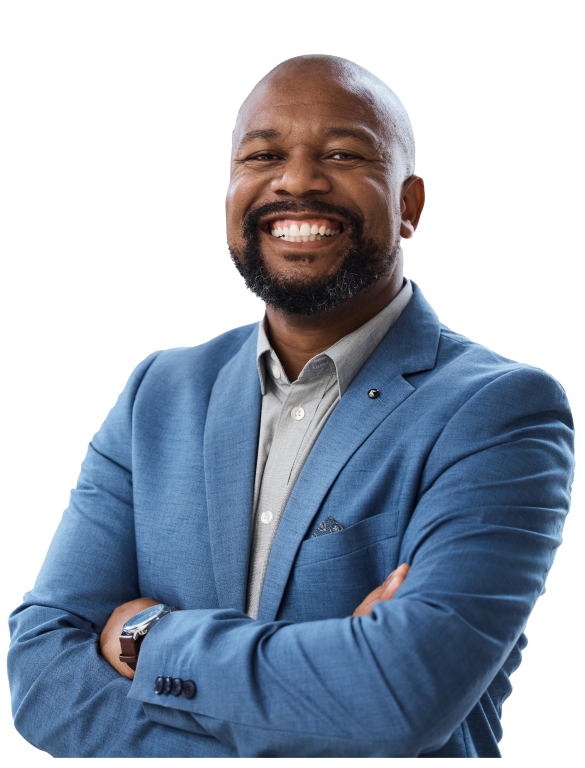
[{"x1": 261, "y1": 216, "x2": 344, "y2": 243}]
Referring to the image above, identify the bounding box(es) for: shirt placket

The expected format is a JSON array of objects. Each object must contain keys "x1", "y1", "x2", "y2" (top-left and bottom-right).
[{"x1": 246, "y1": 372, "x2": 331, "y2": 617}]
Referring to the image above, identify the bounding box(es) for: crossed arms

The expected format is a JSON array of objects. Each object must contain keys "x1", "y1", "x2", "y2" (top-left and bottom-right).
[
  {"x1": 8, "y1": 362, "x2": 574, "y2": 757},
  {"x1": 100, "y1": 563, "x2": 411, "y2": 681}
]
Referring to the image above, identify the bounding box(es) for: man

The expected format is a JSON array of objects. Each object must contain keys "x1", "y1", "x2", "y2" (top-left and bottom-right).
[{"x1": 8, "y1": 55, "x2": 574, "y2": 757}]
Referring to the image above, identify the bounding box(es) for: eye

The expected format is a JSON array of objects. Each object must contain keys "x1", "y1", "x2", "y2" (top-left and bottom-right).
[
  {"x1": 330, "y1": 151, "x2": 360, "y2": 161},
  {"x1": 248, "y1": 152, "x2": 280, "y2": 161}
]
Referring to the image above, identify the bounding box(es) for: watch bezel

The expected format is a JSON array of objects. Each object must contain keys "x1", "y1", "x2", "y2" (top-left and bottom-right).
[{"x1": 122, "y1": 604, "x2": 168, "y2": 635}]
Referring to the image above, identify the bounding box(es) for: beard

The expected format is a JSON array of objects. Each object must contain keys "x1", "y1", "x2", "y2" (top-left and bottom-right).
[{"x1": 229, "y1": 199, "x2": 400, "y2": 315}]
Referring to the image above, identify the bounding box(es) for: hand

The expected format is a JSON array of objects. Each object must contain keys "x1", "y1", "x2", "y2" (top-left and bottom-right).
[
  {"x1": 98, "y1": 596, "x2": 160, "y2": 680},
  {"x1": 352, "y1": 563, "x2": 410, "y2": 617}
]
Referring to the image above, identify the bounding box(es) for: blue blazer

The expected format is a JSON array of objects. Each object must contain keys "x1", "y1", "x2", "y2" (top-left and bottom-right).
[{"x1": 8, "y1": 283, "x2": 574, "y2": 757}]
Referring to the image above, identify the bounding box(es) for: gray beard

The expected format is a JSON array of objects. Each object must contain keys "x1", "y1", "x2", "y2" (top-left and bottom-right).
[{"x1": 229, "y1": 201, "x2": 399, "y2": 315}]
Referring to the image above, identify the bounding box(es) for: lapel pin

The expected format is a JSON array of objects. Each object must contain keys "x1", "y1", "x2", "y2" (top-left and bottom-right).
[{"x1": 368, "y1": 389, "x2": 381, "y2": 399}]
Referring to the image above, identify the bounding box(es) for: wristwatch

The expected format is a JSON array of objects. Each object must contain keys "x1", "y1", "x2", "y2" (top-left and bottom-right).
[{"x1": 119, "y1": 604, "x2": 179, "y2": 671}]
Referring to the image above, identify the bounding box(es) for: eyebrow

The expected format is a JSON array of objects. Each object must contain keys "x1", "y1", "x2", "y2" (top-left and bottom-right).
[
  {"x1": 237, "y1": 126, "x2": 379, "y2": 150},
  {"x1": 239, "y1": 129, "x2": 281, "y2": 146},
  {"x1": 324, "y1": 127, "x2": 378, "y2": 149}
]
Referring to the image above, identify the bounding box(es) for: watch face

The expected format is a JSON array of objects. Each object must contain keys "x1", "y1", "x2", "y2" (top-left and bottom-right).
[{"x1": 123, "y1": 604, "x2": 165, "y2": 633}]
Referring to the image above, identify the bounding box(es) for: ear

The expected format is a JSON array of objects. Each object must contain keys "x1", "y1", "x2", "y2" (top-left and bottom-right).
[{"x1": 400, "y1": 219, "x2": 414, "y2": 240}]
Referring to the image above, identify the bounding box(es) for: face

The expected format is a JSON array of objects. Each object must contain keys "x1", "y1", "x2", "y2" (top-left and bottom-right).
[{"x1": 226, "y1": 66, "x2": 421, "y2": 314}]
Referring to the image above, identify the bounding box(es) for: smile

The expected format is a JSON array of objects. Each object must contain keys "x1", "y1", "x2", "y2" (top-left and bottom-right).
[{"x1": 265, "y1": 217, "x2": 343, "y2": 243}]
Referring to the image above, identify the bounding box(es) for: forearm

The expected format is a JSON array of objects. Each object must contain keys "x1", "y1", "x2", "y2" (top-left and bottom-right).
[
  {"x1": 8, "y1": 603, "x2": 235, "y2": 757},
  {"x1": 129, "y1": 600, "x2": 511, "y2": 758}
]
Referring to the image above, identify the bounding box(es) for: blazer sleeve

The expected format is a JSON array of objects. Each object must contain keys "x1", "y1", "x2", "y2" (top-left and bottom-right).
[
  {"x1": 7, "y1": 352, "x2": 235, "y2": 758},
  {"x1": 127, "y1": 366, "x2": 574, "y2": 757}
]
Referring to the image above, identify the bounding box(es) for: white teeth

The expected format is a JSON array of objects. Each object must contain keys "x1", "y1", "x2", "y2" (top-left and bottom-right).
[
  {"x1": 270, "y1": 221, "x2": 341, "y2": 242},
  {"x1": 269, "y1": 221, "x2": 341, "y2": 242},
  {"x1": 271, "y1": 224, "x2": 341, "y2": 243}
]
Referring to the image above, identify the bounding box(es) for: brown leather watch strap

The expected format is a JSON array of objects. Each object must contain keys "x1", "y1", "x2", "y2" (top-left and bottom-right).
[
  {"x1": 119, "y1": 607, "x2": 180, "y2": 671},
  {"x1": 119, "y1": 633, "x2": 145, "y2": 671}
]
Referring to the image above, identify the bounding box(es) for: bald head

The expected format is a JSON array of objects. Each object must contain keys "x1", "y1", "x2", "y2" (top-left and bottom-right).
[{"x1": 235, "y1": 54, "x2": 415, "y2": 177}]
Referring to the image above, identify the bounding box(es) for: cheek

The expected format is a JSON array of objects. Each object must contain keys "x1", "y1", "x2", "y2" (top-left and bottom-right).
[
  {"x1": 225, "y1": 206, "x2": 238, "y2": 238},
  {"x1": 225, "y1": 186, "x2": 244, "y2": 244}
]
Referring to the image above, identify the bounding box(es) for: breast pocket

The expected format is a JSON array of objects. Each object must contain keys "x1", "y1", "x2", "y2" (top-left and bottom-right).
[
  {"x1": 278, "y1": 510, "x2": 400, "y2": 622},
  {"x1": 295, "y1": 508, "x2": 399, "y2": 568}
]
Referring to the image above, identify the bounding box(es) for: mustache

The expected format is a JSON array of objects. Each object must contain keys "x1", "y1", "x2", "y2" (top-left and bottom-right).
[{"x1": 242, "y1": 199, "x2": 365, "y2": 241}]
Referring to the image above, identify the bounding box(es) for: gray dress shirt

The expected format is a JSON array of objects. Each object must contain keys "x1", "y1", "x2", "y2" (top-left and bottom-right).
[{"x1": 245, "y1": 279, "x2": 413, "y2": 618}]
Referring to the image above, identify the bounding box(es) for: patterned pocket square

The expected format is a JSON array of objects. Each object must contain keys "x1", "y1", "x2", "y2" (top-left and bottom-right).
[{"x1": 310, "y1": 515, "x2": 345, "y2": 538}]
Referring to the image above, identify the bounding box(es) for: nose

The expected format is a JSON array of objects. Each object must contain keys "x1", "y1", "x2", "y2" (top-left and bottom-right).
[{"x1": 270, "y1": 153, "x2": 331, "y2": 198}]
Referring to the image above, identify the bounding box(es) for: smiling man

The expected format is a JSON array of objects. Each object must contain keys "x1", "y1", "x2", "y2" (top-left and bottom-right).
[
  {"x1": 228, "y1": 57, "x2": 416, "y2": 325},
  {"x1": 8, "y1": 55, "x2": 574, "y2": 758}
]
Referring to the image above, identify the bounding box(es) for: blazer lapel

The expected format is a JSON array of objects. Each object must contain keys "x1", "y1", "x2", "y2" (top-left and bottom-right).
[
  {"x1": 204, "y1": 327, "x2": 262, "y2": 612},
  {"x1": 257, "y1": 283, "x2": 442, "y2": 621}
]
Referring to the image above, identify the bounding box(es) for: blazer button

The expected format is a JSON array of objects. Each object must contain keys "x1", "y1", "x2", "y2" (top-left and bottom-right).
[
  {"x1": 154, "y1": 676, "x2": 165, "y2": 695},
  {"x1": 162, "y1": 676, "x2": 173, "y2": 695},
  {"x1": 368, "y1": 389, "x2": 381, "y2": 399},
  {"x1": 171, "y1": 678, "x2": 183, "y2": 697},
  {"x1": 181, "y1": 679, "x2": 197, "y2": 699}
]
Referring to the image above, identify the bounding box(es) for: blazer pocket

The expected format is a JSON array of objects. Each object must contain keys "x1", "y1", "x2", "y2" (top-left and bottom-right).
[{"x1": 295, "y1": 509, "x2": 399, "y2": 568}]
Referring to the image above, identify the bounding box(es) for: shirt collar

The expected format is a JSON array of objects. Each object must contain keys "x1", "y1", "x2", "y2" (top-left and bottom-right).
[{"x1": 256, "y1": 278, "x2": 413, "y2": 397}]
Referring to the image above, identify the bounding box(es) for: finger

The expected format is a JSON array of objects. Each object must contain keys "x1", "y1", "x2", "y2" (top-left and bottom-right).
[
  {"x1": 387, "y1": 563, "x2": 410, "y2": 583},
  {"x1": 352, "y1": 579, "x2": 390, "y2": 616},
  {"x1": 353, "y1": 586, "x2": 394, "y2": 617},
  {"x1": 353, "y1": 564, "x2": 411, "y2": 616},
  {"x1": 368, "y1": 563, "x2": 409, "y2": 597},
  {"x1": 380, "y1": 563, "x2": 410, "y2": 600},
  {"x1": 379, "y1": 563, "x2": 408, "y2": 589},
  {"x1": 352, "y1": 564, "x2": 411, "y2": 617}
]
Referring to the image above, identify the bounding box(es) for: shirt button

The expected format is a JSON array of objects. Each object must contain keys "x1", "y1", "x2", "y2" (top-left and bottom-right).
[
  {"x1": 291, "y1": 406, "x2": 305, "y2": 421},
  {"x1": 260, "y1": 510, "x2": 273, "y2": 524},
  {"x1": 271, "y1": 365, "x2": 281, "y2": 379}
]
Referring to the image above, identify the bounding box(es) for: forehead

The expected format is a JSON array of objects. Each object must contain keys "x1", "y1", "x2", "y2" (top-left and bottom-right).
[{"x1": 234, "y1": 68, "x2": 390, "y2": 149}]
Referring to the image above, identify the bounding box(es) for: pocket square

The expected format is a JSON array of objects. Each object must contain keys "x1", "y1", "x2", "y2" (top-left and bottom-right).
[{"x1": 310, "y1": 515, "x2": 345, "y2": 538}]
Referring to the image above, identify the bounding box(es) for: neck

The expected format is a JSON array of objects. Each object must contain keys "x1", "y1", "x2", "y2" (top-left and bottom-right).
[{"x1": 265, "y1": 257, "x2": 404, "y2": 381}]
